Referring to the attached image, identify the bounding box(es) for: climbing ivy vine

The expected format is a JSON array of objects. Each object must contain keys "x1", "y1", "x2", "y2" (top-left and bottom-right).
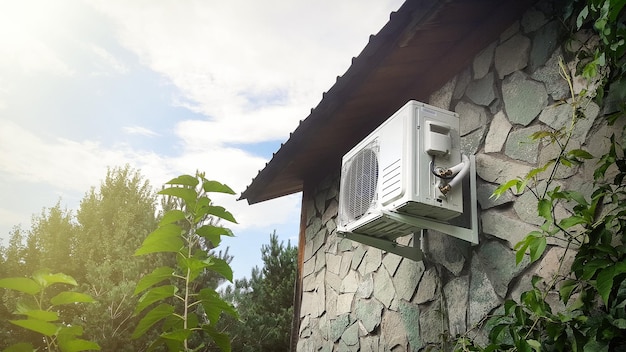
[{"x1": 455, "y1": 0, "x2": 625, "y2": 351}]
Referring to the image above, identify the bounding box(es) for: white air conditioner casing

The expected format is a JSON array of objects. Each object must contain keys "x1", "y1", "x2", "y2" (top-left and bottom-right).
[{"x1": 337, "y1": 101, "x2": 463, "y2": 240}]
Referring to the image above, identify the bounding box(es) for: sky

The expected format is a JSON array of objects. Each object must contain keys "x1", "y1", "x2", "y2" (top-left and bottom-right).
[{"x1": 0, "y1": 0, "x2": 404, "y2": 281}]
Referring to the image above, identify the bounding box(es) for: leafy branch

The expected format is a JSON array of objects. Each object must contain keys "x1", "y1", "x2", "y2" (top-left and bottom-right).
[
  {"x1": 0, "y1": 271, "x2": 100, "y2": 352},
  {"x1": 132, "y1": 172, "x2": 239, "y2": 351}
]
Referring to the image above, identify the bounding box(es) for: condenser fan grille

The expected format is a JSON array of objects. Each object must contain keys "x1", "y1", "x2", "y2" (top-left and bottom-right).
[{"x1": 342, "y1": 147, "x2": 379, "y2": 221}]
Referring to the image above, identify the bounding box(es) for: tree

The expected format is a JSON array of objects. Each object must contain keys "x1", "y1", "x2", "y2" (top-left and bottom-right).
[
  {"x1": 219, "y1": 232, "x2": 297, "y2": 352},
  {"x1": 72, "y1": 165, "x2": 162, "y2": 351}
]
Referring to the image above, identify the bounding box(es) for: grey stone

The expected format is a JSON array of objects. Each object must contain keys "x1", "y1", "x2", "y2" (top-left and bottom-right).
[
  {"x1": 360, "y1": 336, "x2": 381, "y2": 352},
  {"x1": 460, "y1": 125, "x2": 487, "y2": 155},
  {"x1": 340, "y1": 251, "x2": 354, "y2": 279},
  {"x1": 538, "y1": 142, "x2": 579, "y2": 179},
  {"x1": 398, "y1": 300, "x2": 421, "y2": 350},
  {"x1": 531, "y1": 48, "x2": 569, "y2": 100},
  {"x1": 539, "y1": 100, "x2": 599, "y2": 142},
  {"x1": 476, "y1": 241, "x2": 530, "y2": 298},
  {"x1": 315, "y1": 251, "x2": 326, "y2": 273},
  {"x1": 513, "y1": 185, "x2": 545, "y2": 225},
  {"x1": 326, "y1": 253, "x2": 342, "y2": 275},
  {"x1": 336, "y1": 292, "x2": 354, "y2": 315},
  {"x1": 530, "y1": 21, "x2": 562, "y2": 72},
  {"x1": 429, "y1": 76, "x2": 457, "y2": 110},
  {"x1": 504, "y1": 125, "x2": 543, "y2": 163},
  {"x1": 500, "y1": 21, "x2": 520, "y2": 42},
  {"x1": 418, "y1": 299, "x2": 445, "y2": 344},
  {"x1": 476, "y1": 153, "x2": 533, "y2": 186},
  {"x1": 373, "y1": 267, "x2": 395, "y2": 308},
  {"x1": 355, "y1": 298, "x2": 384, "y2": 333},
  {"x1": 495, "y1": 34, "x2": 531, "y2": 78},
  {"x1": 326, "y1": 271, "x2": 342, "y2": 293},
  {"x1": 382, "y1": 310, "x2": 408, "y2": 350},
  {"x1": 423, "y1": 230, "x2": 468, "y2": 276},
  {"x1": 341, "y1": 270, "x2": 359, "y2": 293},
  {"x1": 339, "y1": 237, "x2": 354, "y2": 252},
  {"x1": 357, "y1": 272, "x2": 374, "y2": 299},
  {"x1": 392, "y1": 259, "x2": 425, "y2": 301},
  {"x1": 303, "y1": 269, "x2": 325, "y2": 292},
  {"x1": 326, "y1": 285, "x2": 339, "y2": 317},
  {"x1": 481, "y1": 209, "x2": 539, "y2": 248},
  {"x1": 521, "y1": 9, "x2": 548, "y2": 33},
  {"x1": 351, "y1": 245, "x2": 366, "y2": 271},
  {"x1": 453, "y1": 68, "x2": 472, "y2": 100},
  {"x1": 322, "y1": 199, "x2": 338, "y2": 225},
  {"x1": 303, "y1": 257, "x2": 316, "y2": 278},
  {"x1": 305, "y1": 197, "x2": 316, "y2": 226},
  {"x1": 473, "y1": 42, "x2": 497, "y2": 79},
  {"x1": 468, "y1": 256, "x2": 501, "y2": 326},
  {"x1": 455, "y1": 101, "x2": 489, "y2": 136},
  {"x1": 306, "y1": 216, "x2": 322, "y2": 241},
  {"x1": 315, "y1": 191, "x2": 327, "y2": 215},
  {"x1": 336, "y1": 340, "x2": 352, "y2": 352},
  {"x1": 341, "y1": 322, "x2": 360, "y2": 347},
  {"x1": 466, "y1": 71, "x2": 496, "y2": 106},
  {"x1": 502, "y1": 71, "x2": 548, "y2": 126},
  {"x1": 301, "y1": 289, "x2": 325, "y2": 318},
  {"x1": 330, "y1": 313, "x2": 351, "y2": 342},
  {"x1": 300, "y1": 315, "x2": 312, "y2": 337},
  {"x1": 444, "y1": 276, "x2": 469, "y2": 336},
  {"x1": 358, "y1": 247, "x2": 382, "y2": 275},
  {"x1": 484, "y1": 110, "x2": 512, "y2": 153},
  {"x1": 414, "y1": 267, "x2": 440, "y2": 304},
  {"x1": 382, "y1": 252, "x2": 403, "y2": 277}
]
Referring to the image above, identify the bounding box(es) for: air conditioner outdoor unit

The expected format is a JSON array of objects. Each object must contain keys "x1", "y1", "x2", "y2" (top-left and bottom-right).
[{"x1": 337, "y1": 100, "x2": 466, "y2": 241}]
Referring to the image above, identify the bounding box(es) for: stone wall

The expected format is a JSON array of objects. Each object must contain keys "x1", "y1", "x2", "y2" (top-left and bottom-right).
[{"x1": 296, "y1": 1, "x2": 622, "y2": 351}]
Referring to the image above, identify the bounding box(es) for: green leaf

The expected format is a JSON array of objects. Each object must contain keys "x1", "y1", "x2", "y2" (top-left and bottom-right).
[
  {"x1": 159, "y1": 210, "x2": 186, "y2": 226},
  {"x1": 559, "y1": 216, "x2": 587, "y2": 229},
  {"x1": 135, "y1": 285, "x2": 178, "y2": 316},
  {"x1": 132, "y1": 303, "x2": 175, "y2": 339},
  {"x1": 203, "y1": 325, "x2": 231, "y2": 352},
  {"x1": 58, "y1": 338, "x2": 101, "y2": 352},
  {"x1": 208, "y1": 257, "x2": 234, "y2": 282},
  {"x1": 10, "y1": 319, "x2": 58, "y2": 336},
  {"x1": 529, "y1": 236, "x2": 547, "y2": 263},
  {"x1": 33, "y1": 272, "x2": 78, "y2": 289},
  {"x1": 16, "y1": 309, "x2": 59, "y2": 322},
  {"x1": 134, "y1": 266, "x2": 175, "y2": 296},
  {"x1": 135, "y1": 224, "x2": 184, "y2": 256},
  {"x1": 205, "y1": 206, "x2": 237, "y2": 224},
  {"x1": 50, "y1": 291, "x2": 95, "y2": 306},
  {"x1": 179, "y1": 256, "x2": 212, "y2": 282},
  {"x1": 537, "y1": 198, "x2": 552, "y2": 220},
  {"x1": 0, "y1": 277, "x2": 41, "y2": 295},
  {"x1": 3, "y1": 343, "x2": 35, "y2": 352},
  {"x1": 160, "y1": 329, "x2": 192, "y2": 342},
  {"x1": 166, "y1": 174, "x2": 199, "y2": 187},
  {"x1": 159, "y1": 187, "x2": 197, "y2": 206},
  {"x1": 559, "y1": 279, "x2": 578, "y2": 304},
  {"x1": 526, "y1": 339, "x2": 541, "y2": 351},
  {"x1": 568, "y1": 149, "x2": 594, "y2": 159},
  {"x1": 492, "y1": 179, "x2": 521, "y2": 199},
  {"x1": 196, "y1": 225, "x2": 234, "y2": 247},
  {"x1": 200, "y1": 289, "x2": 238, "y2": 325},
  {"x1": 202, "y1": 180, "x2": 235, "y2": 195}
]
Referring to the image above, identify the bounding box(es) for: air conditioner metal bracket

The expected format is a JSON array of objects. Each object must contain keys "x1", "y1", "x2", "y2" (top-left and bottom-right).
[{"x1": 340, "y1": 155, "x2": 479, "y2": 261}]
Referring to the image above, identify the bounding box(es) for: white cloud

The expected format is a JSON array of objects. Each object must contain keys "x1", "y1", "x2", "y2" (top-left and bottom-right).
[
  {"x1": 90, "y1": 44, "x2": 130, "y2": 75},
  {"x1": 123, "y1": 125, "x2": 160, "y2": 137},
  {"x1": 0, "y1": 119, "x2": 297, "y2": 232},
  {"x1": 87, "y1": 0, "x2": 403, "y2": 146}
]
